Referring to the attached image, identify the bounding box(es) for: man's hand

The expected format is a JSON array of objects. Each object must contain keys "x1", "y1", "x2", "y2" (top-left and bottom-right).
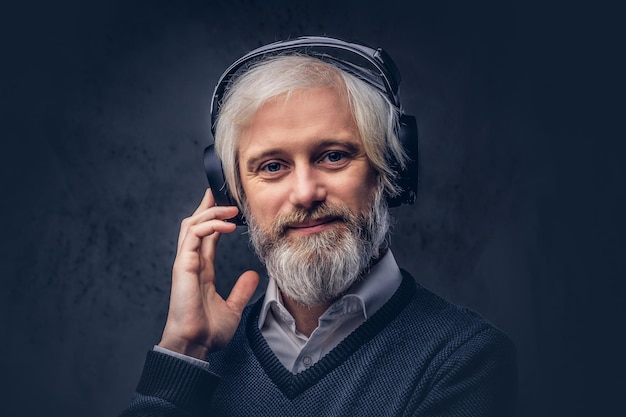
[{"x1": 158, "y1": 189, "x2": 260, "y2": 359}]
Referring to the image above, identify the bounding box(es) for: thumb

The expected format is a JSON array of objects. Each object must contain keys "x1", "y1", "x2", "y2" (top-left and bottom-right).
[{"x1": 226, "y1": 270, "x2": 260, "y2": 313}]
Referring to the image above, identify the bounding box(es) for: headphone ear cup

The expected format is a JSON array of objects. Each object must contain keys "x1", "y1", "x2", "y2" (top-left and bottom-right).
[
  {"x1": 386, "y1": 114, "x2": 418, "y2": 207},
  {"x1": 203, "y1": 145, "x2": 246, "y2": 225}
]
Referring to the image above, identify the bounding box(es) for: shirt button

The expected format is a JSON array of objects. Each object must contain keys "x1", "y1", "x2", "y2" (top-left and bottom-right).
[{"x1": 302, "y1": 356, "x2": 313, "y2": 367}]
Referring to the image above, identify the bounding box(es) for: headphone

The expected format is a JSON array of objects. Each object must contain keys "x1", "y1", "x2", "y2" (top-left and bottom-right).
[{"x1": 203, "y1": 36, "x2": 418, "y2": 225}]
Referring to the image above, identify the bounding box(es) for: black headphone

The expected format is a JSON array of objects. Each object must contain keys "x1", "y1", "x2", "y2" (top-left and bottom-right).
[{"x1": 203, "y1": 36, "x2": 418, "y2": 225}]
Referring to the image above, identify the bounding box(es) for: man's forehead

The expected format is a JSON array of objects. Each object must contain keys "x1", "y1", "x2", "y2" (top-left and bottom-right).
[
  {"x1": 236, "y1": 87, "x2": 362, "y2": 156},
  {"x1": 244, "y1": 83, "x2": 350, "y2": 118}
]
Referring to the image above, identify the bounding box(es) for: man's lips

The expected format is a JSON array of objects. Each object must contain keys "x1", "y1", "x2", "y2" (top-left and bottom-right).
[{"x1": 286, "y1": 217, "x2": 340, "y2": 233}]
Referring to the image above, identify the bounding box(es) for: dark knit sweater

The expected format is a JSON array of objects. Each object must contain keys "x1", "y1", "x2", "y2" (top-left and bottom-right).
[{"x1": 122, "y1": 272, "x2": 517, "y2": 416}]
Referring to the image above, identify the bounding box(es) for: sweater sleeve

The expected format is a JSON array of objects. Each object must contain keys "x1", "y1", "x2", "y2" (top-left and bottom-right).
[
  {"x1": 411, "y1": 327, "x2": 518, "y2": 417},
  {"x1": 119, "y1": 350, "x2": 222, "y2": 417}
]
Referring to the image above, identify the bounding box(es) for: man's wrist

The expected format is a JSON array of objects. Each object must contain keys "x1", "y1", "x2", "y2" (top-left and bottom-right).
[
  {"x1": 153, "y1": 345, "x2": 211, "y2": 371},
  {"x1": 157, "y1": 336, "x2": 210, "y2": 360}
]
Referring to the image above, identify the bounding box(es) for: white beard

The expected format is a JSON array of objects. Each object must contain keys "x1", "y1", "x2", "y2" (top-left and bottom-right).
[{"x1": 245, "y1": 187, "x2": 390, "y2": 306}]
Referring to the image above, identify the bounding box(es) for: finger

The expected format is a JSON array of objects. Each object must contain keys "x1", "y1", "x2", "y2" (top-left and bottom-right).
[
  {"x1": 178, "y1": 219, "x2": 237, "y2": 255},
  {"x1": 200, "y1": 228, "x2": 220, "y2": 265},
  {"x1": 226, "y1": 270, "x2": 260, "y2": 314},
  {"x1": 199, "y1": 207, "x2": 241, "y2": 262},
  {"x1": 178, "y1": 189, "x2": 215, "y2": 251},
  {"x1": 190, "y1": 206, "x2": 239, "y2": 225},
  {"x1": 177, "y1": 206, "x2": 239, "y2": 253}
]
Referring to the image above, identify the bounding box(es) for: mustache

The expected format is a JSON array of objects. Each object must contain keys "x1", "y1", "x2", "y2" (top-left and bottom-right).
[{"x1": 271, "y1": 203, "x2": 357, "y2": 236}]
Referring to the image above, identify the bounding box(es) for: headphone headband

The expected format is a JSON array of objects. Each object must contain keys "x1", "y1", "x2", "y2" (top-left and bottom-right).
[{"x1": 210, "y1": 36, "x2": 403, "y2": 135}]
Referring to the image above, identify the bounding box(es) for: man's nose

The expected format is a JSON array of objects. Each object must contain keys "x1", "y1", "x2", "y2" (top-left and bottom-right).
[{"x1": 288, "y1": 164, "x2": 326, "y2": 209}]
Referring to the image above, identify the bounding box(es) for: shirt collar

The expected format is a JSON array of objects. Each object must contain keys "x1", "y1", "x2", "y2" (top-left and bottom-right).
[{"x1": 258, "y1": 250, "x2": 402, "y2": 329}]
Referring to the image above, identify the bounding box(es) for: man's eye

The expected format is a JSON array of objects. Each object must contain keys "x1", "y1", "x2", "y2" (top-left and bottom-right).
[
  {"x1": 324, "y1": 151, "x2": 345, "y2": 163},
  {"x1": 262, "y1": 162, "x2": 283, "y2": 173}
]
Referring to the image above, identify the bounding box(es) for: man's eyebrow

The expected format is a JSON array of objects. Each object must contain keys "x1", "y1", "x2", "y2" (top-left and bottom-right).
[
  {"x1": 244, "y1": 149, "x2": 286, "y2": 172},
  {"x1": 315, "y1": 139, "x2": 361, "y2": 154}
]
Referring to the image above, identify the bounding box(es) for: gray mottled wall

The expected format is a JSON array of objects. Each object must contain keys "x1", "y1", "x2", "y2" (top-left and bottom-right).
[{"x1": 2, "y1": 1, "x2": 624, "y2": 416}]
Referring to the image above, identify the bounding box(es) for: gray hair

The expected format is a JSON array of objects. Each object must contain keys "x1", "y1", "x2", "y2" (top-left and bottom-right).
[{"x1": 214, "y1": 54, "x2": 407, "y2": 206}]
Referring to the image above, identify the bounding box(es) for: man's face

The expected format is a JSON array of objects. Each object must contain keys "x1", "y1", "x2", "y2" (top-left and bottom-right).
[
  {"x1": 236, "y1": 86, "x2": 388, "y2": 305},
  {"x1": 237, "y1": 86, "x2": 377, "y2": 236}
]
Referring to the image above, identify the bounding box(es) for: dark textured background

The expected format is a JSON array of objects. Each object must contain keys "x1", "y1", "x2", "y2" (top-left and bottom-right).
[{"x1": 2, "y1": 0, "x2": 624, "y2": 416}]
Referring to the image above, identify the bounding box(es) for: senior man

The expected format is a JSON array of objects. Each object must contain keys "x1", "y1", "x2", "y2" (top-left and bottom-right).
[{"x1": 121, "y1": 36, "x2": 516, "y2": 416}]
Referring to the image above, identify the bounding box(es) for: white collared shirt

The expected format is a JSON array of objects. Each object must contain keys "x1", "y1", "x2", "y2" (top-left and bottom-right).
[
  {"x1": 155, "y1": 250, "x2": 403, "y2": 374},
  {"x1": 258, "y1": 250, "x2": 402, "y2": 373}
]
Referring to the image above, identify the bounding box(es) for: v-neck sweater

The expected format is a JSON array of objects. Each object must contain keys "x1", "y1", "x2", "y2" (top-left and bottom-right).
[{"x1": 125, "y1": 271, "x2": 516, "y2": 416}]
